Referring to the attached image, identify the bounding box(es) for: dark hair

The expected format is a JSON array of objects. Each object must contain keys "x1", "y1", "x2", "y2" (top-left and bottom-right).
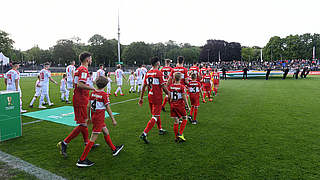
[
  {"x1": 150, "y1": 57, "x2": 160, "y2": 66},
  {"x1": 79, "y1": 52, "x2": 91, "y2": 63},
  {"x1": 99, "y1": 64, "x2": 104, "y2": 67},
  {"x1": 177, "y1": 56, "x2": 184, "y2": 64},
  {"x1": 174, "y1": 72, "x2": 182, "y2": 82},
  {"x1": 191, "y1": 73, "x2": 197, "y2": 80},
  {"x1": 96, "y1": 76, "x2": 109, "y2": 89},
  {"x1": 44, "y1": 62, "x2": 50, "y2": 66},
  {"x1": 63, "y1": 74, "x2": 66, "y2": 78},
  {"x1": 89, "y1": 71, "x2": 93, "y2": 75}
]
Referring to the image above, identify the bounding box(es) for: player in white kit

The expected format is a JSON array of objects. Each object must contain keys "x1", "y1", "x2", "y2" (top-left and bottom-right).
[
  {"x1": 60, "y1": 74, "x2": 68, "y2": 102},
  {"x1": 29, "y1": 75, "x2": 43, "y2": 108},
  {"x1": 4, "y1": 62, "x2": 27, "y2": 113},
  {"x1": 106, "y1": 73, "x2": 112, "y2": 95},
  {"x1": 114, "y1": 64, "x2": 127, "y2": 96},
  {"x1": 66, "y1": 61, "x2": 76, "y2": 102},
  {"x1": 39, "y1": 62, "x2": 58, "y2": 109},
  {"x1": 96, "y1": 64, "x2": 105, "y2": 79},
  {"x1": 141, "y1": 65, "x2": 148, "y2": 80},
  {"x1": 135, "y1": 65, "x2": 143, "y2": 93},
  {"x1": 128, "y1": 71, "x2": 135, "y2": 93}
]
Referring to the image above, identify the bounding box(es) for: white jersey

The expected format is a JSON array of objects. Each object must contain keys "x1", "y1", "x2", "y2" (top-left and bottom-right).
[
  {"x1": 115, "y1": 69, "x2": 124, "y2": 80},
  {"x1": 5, "y1": 69, "x2": 20, "y2": 91},
  {"x1": 141, "y1": 67, "x2": 147, "y2": 79},
  {"x1": 60, "y1": 79, "x2": 67, "y2": 91},
  {"x1": 107, "y1": 77, "x2": 112, "y2": 89},
  {"x1": 97, "y1": 69, "x2": 105, "y2": 77},
  {"x1": 87, "y1": 76, "x2": 94, "y2": 88},
  {"x1": 34, "y1": 79, "x2": 41, "y2": 96},
  {"x1": 135, "y1": 68, "x2": 143, "y2": 80},
  {"x1": 66, "y1": 65, "x2": 76, "y2": 82},
  {"x1": 39, "y1": 69, "x2": 51, "y2": 86},
  {"x1": 129, "y1": 74, "x2": 135, "y2": 85}
]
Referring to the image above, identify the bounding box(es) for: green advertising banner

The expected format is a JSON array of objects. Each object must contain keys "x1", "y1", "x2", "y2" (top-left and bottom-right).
[{"x1": 0, "y1": 91, "x2": 22, "y2": 142}]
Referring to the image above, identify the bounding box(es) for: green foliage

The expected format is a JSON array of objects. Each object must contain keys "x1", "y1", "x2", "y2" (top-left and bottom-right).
[
  {"x1": 241, "y1": 47, "x2": 261, "y2": 61},
  {"x1": 122, "y1": 41, "x2": 152, "y2": 65},
  {"x1": 263, "y1": 33, "x2": 320, "y2": 60},
  {"x1": 0, "y1": 30, "x2": 14, "y2": 58},
  {"x1": 52, "y1": 39, "x2": 77, "y2": 65}
]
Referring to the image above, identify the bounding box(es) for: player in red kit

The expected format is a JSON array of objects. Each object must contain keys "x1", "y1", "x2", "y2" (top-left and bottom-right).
[
  {"x1": 168, "y1": 72, "x2": 190, "y2": 142},
  {"x1": 202, "y1": 70, "x2": 213, "y2": 102},
  {"x1": 200, "y1": 65, "x2": 207, "y2": 77},
  {"x1": 139, "y1": 57, "x2": 170, "y2": 144},
  {"x1": 168, "y1": 56, "x2": 189, "y2": 86},
  {"x1": 76, "y1": 76, "x2": 124, "y2": 167},
  {"x1": 160, "y1": 59, "x2": 173, "y2": 112},
  {"x1": 188, "y1": 73, "x2": 205, "y2": 125},
  {"x1": 189, "y1": 62, "x2": 201, "y2": 82},
  {"x1": 212, "y1": 68, "x2": 220, "y2": 96},
  {"x1": 57, "y1": 52, "x2": 98, "y2": 158}
]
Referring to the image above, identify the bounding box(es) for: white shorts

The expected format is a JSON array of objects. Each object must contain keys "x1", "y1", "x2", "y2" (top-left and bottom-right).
[
  {"x1": 60, "y1": 88, "x2": 67, "y2": 93},
  {"x1": 67, "y1": 81, "x2": 73, "y2": 89},
  {"x1": 35, "y1": 88, "x2": 41, "y2": 97},
  {"x1": 117, "y1": 79, "x2": 122, "y2": 86},
  {"x1": 41, "y1": 85, "x2": 49, "y2": 95},
  {"x1": 137, "y1": 79, "x2": 142, "y2": 85},
  {"x1": 130, "y1": 81, "x2": 135, "y2": 86}
]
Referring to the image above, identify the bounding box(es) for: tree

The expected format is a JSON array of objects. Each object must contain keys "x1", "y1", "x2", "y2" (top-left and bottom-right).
[
  {"x1": 52, "y1": 39, "x2": 77, "y2": 66},
  {"x1": 200, "y1": 40, "x2": 241, "y2": 61},
  {"x1": 0, "y1": 30, "x2": 14, "y2": 57},
  {"x1": 122, "y1": 42, "x2": 152, "y2": 65}
]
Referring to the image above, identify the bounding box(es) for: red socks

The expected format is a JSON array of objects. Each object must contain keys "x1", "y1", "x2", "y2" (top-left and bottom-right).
[
  {"x1": 144, "y1": 117, "x2": 156, "y2": 134},
  {"x1": 194, "y1": 108, "x2": 198, "y2": 121},
  {"x1": 173, "y1": 123, "x2": 179, "y2": 137},
  {"x1": 104, "y1": 135, "x2": 116, "y2": 151},
  {"x1": 80, "y1": 126, "x2": 89, "y2": 144},
  {"x1": 80, "y1": 141, "x2": 94, "y2": 161},
  {"x1": 190, "y1": 106, "x2": 194, "y2": 116},
  {"x1": 64, "y1": 126, "x2": 82, "y2": 143},
  {"x1": 162, "y1": 97, "x2": 168, "y2": 108},
  {"x1": 179, "y1": 120, "x2": 187, "y2": 135},
  {"x1": 156, "y1": 116, "x2": 162, "y2": 130}
]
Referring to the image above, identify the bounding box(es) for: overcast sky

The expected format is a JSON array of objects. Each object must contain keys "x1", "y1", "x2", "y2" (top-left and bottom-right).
[{"x1": 1, "y1": 0, "x2": 319, "y2": 50}]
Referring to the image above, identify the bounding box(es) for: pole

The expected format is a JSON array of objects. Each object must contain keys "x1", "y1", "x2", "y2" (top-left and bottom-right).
[
  {"x1": 260, "y1": 49, "x2": 263, "y2": 62},
  {"x1": 117, "y1": 10, "x2": 121, "y2": 64},
  {"x1": 313, "y1": 46, "x2": 316, "y2": 60}
]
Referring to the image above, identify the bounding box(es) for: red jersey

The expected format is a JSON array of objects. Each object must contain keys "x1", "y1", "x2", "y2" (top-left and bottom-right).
[
  {"x1": 89, "y1": 90, "x2": 110, "y2": 121},
  {"x1": 189, "y1": 66, "x2": 200, "y2": 81},
  {"x1": 202, "y1": 74, "x2": 212, "y2": 86},
  {"x1": 200, "y1": 67, "x2": 207, "y2": 76},
  {"x1": 144, "y1": 69, "x2": 165, "y2": 105},
  {"x1": 168, "y1": 83, "x2": 186, "y2": 107},
  {"x1": 188, "y1": 81, "x2": 201, "y2": 96},
  {"x1": 73, "y1": 66, "x2": 90, "y2": 106},
  {"x1": 170, "y1": 67, "x2": 188, "y2": 85},
  {"x1": 212, "y1": 72, "x2": 220, "y2": 82},
  {"x1": 207, "y1": 67, "x2": 212, "y2": 73},
  {"x1": 160, "y1": 66, "x2": 172, "y2": 83}
]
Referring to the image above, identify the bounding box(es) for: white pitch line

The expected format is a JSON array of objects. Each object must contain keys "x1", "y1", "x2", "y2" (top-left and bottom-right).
[
  {"x1": 0, "y1": 150, "x2": 66, "y2": 180},
  {"x1": 22, "y1": 96, "x2": 146, "y2": 126}
]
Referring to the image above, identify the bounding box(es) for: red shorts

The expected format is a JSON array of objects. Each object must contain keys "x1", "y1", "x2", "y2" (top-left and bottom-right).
[
  {"x1": 149, "y1": 102, "x2": 161, "y2": 116},
  {"x1": 91, "y1": 111, "x2": 106, "y2": 133},
  {"x1": 170, "y1": 105, "x2": 187, "y2": 118},
  {"x1": 189, "y1": 94, "x2": 200, "y2": 107},
  {"x1": 74, "y1": 105, "x2": 88, "y2": 124},
  {"x1": 203, "y1": 85, "x2": 211, "y2": 92},
  {"x1": 213, "y1": 80, "x2": 219, "y2": 85}
]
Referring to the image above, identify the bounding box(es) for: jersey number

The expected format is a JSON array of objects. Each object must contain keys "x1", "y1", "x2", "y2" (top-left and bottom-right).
[
  {"x1": 171, "y1": 91, "x2": 178, "y2": 101},
  {"x1": 91, "y1": 99, "x2": 97, "y2": 112},
  {"x1": 147, "y1": 77, "x2": 153, "y2": 89}
]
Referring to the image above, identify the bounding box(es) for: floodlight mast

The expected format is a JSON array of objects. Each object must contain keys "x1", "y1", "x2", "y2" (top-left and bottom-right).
[{"x1": 117, "y1": 10, "x2": 121, "y2": 64}]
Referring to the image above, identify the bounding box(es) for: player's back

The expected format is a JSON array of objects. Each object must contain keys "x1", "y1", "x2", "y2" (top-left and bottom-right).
[
  {"x1": 168, "y1": 83, "x2": 185, "y2": 106},
  {"x1": 171, "y1": 67, "x2": 188, "y2": 84},
  {"x1": 189, "y1": 66, "x2": 200, "y2": 81},
  {"x1": 203, "y1": 74, "x2": 211, "y2": 84},
  {"x1": 115, "y1": 69, "x2": 123, "y2": 79},
  {"x1": 145, "y1": 69, "x2": 164, "y2": 104},
  {"x1": 39, "y1": 69, "x2": 50, "y2": 85},
  {"x1": 200, "y1": 67, "x2": 207, "y2": 76},
  {"x1": 161, "y1": 66, "x2": 172, "y2": 82},
  {"x1": 188, "y1": 81, "x2": 201, "y2": 96},
  {"x1": 90, "y1": 90, "x2": 109, "y2": 119},
  {"x1": 5, "y1": 69, "x2": 19, "y2": 89}
]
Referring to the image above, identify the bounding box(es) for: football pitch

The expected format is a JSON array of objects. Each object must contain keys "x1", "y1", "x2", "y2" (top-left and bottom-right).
[{"x1": 1, "y1": 75, "x2": 320, "y2": 179}]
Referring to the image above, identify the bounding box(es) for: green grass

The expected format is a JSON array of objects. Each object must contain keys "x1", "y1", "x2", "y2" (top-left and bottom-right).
[
  {"x1": 0, "y1": 161, "x2": 37, "y2": 180},
  {"x1": 1, "y1": 75, "x2": 320, "y2": 179}
]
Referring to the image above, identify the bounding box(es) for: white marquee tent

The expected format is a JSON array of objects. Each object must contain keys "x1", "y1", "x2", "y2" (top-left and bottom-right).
[{"x1": 0, "y1": 52, "x2": 10, "y2": 65}]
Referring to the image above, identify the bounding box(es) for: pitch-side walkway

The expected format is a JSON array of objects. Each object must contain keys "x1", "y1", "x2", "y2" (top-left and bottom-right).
[{"x1": 0, "y1": 150, "x2": 66, "y2": 180}]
